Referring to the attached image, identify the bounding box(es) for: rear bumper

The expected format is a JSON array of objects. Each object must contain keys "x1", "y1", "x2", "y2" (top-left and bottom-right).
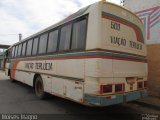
[{"x1": 84, "y1": 89, "x2": 148, "y2": 106}]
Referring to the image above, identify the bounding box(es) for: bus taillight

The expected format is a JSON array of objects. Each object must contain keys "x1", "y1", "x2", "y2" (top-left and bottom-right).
[{"x1": 100, "y1": 85, "x2": 112, "y2": 94}]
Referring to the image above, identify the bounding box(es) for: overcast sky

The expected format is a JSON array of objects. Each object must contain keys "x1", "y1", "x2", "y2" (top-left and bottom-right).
[{"x1": 0, "y1": 0, "x2": 120, "y2": 45}]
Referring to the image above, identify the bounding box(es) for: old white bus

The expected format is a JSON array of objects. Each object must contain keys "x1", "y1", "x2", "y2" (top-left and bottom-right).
[{"x1": 5, "y1": 1, "x2": 148, "y2": 106}]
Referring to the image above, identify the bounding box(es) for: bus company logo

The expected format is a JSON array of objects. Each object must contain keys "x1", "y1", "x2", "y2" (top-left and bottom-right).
[
  {"x1": 135, "y1": 6, "x2": 160, "y2": 40},
  {"x1": 142, "y1": 114, "x2": 159, "y2": 120}
]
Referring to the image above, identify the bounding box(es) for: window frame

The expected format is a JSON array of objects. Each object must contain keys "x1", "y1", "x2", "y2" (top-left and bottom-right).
[
  {"x1": 21, "y1": 42, "x2": 27, "y2": 57},
  {"x1": 47, "y1": 29, "x2": 59, "y2": 54},
  {"x1": 26, "y1": 39, "x2": 33, "y2": 56},
  {"x1": 14, "y1": 45, "x2": 19, "y2": 57},
  {"x1": 71, "y1": 18, "x2": 87, "y2": 51},
  {"x1": 11, "y1": 46, "x2": 15, "y2": 58},
  {"x1": 37, "y1": 32, "x2": 49, "y2": 55},
  {"x1": 58, "y1": 23, "x2": 73, "y2": 52},
  {"x1": 32, "y1": 37, "x2": 39, "y2": 56},
  {"x1": 17, "y1": 43, "x2": 22, "y2": 57},
  {"x1": 70, "y1": 15, "x2": 88, "y2": 52}
]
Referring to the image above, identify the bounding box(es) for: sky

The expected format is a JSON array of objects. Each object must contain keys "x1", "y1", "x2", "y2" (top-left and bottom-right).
[{"x1": 0, "y1": 0, "x2": 120, "y2": 46}]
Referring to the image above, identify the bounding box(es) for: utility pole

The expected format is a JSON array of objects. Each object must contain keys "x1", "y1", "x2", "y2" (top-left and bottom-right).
[{"x1": 18, "y1": 33, "x2": 22, "y2": 41}]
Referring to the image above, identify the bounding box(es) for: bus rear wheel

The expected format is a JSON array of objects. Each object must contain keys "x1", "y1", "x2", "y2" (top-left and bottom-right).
[{"x1": 35, "y1": 76, "x2": 46, "y2": 99}]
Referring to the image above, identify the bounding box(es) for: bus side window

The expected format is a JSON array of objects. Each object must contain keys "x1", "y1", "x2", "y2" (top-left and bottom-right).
[
  {"x1": 32, "y1": 37, "x2": 39, "y2": 55},
  {"x1": 71, "y1": 19, "x2": 87, "y2": 50},
  {"x1": 47, "y1": 30, "x2": 58, "y2": 53},
  {"x1": 14, "y1": 45, "x2": 18, "y2": 57},
  {"x1": 17, "y1": 44, "x2": 22, "y2": 57},
  {"x1": 26, "y1": 39, "x2": 33, "y2": 56},
  {"x1": 11, "y1": 46, "x2": 15, "y2": 58},
  {"x1": 22, "y1": 42, "x2": 27, "y2": 56},
  {"x1": 38, "y1": 33, "x2": 48, "y2": 54},
  {"x1": 59, "y1": 24, "x2": 72, "y2": 52}
]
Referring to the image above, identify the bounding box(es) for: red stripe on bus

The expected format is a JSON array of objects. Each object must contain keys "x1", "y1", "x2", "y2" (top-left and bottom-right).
[
  {"x1": 12, "y1": 55, "x2": 147, "y2": 63},
  {"x1": 11, "y1": 60, "x2": 20, "y2": 79},
  {"x1": 87, "y1": 48, "x2": 146, "y2": 57}
]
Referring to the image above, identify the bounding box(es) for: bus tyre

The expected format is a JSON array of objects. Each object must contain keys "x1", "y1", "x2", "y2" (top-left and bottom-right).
[{"x1": 35, "y1": 76, "x2": 46, "y2": 99}]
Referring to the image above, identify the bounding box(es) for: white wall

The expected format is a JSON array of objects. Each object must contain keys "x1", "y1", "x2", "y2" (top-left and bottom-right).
[{"x1": 124, "y1": 0, "x2": 160, "y2": 44}]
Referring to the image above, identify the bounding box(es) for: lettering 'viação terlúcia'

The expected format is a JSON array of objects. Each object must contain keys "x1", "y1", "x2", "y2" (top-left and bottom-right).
[{"x1": 25, "y1": 62, "x2": 53, "y2": 70}]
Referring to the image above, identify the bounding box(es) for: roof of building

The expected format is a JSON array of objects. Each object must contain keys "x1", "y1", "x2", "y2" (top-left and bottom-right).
[{"x1": 0, "y1": 44, "x2": 10, "y2": 49}]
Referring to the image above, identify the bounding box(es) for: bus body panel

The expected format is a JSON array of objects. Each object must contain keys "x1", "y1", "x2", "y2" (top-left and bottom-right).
[
  {"x1": 113, "y1": 60, "x2": 148, "y2": 77},
  {"x1": 85, "y1": 58, "x2": 113, "y2": 78},
  {"x1": 85, "y1": 2, "x2": 102, "y2": 50},
  {"x1": 12, "y1": 58, "x2": 85, "y2": 79},
  {"x1": 56, "y1": 59, "x2": 85, "y2": 79},
  {"x1": 43, "y1": 75, "x2": 84, "y2": 102},
  {"x1": 11, "y1": 58, "x2": 85, "y2": 103}
]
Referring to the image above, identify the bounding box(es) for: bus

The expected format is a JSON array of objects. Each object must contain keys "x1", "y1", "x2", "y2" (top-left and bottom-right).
[{"x1": 5, "y1": 1, "x2": 148, "y2": 106}]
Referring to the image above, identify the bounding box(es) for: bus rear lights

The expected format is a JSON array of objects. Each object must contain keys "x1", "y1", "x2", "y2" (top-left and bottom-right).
[
  {"x1": 100, "y1": 85, "x2": 112, "y2": 94},
  {"x1": 144, "y1": 81, "x2": 147, "y2": 88},
  {"x1": 115, "y1": 84, "x2": 124, "y2": 92},
  {"x1": 137, "y1": 82, "x2": 143, "y2": 89}
]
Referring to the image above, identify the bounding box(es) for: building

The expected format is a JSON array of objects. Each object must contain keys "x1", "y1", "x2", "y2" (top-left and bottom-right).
[
  {"x1": 124, "y1": 0, "x2": 160, "y2": 97},
  {"x1": 0, "y1": 44, "x2": 10, "y2": 70},
  {"x1": 0, "y1": 52, "x2": 5, "y2": 70}
]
